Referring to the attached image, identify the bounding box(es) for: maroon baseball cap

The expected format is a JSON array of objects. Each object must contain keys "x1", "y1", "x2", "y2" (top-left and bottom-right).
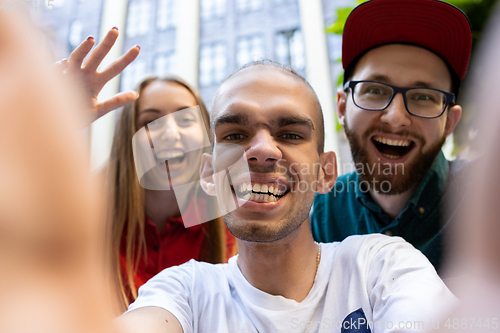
[{"x1": 342, "y1": 0, "x2": 472, "y2": 80}]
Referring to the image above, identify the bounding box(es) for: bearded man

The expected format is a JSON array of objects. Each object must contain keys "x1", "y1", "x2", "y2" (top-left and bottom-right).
[{"x1": 311, "y1": 0, "x2": 472, "y2": 272}]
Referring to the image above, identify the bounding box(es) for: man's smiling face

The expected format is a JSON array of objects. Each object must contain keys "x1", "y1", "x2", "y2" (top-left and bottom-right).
[
  {"x1": 203, "y1": 66, "x2": 335, "y2": 243},
  {"x1": 337, "y1": 44, "x2": 462, "y2": 194}
]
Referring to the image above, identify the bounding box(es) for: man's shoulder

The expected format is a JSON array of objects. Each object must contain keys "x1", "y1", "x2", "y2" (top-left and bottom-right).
[
  {"x1": 169, "y1": 258, "x2": 230, "y2": 274},
  {"x1": 336, "y1": 234, "x2": 410, "y2": 254},
  {"x1": 320, "y1": 234, "x2": 412, "y2": 261},
  {"x1": 148, "y1": 259, "x2": 231, "y2": 287},
  {"x1": 331, "y1": 234, "x2": 432, "y2": 275},
  {"x1": 128, "y1": 259, "x2": 233, "y2": 313}
]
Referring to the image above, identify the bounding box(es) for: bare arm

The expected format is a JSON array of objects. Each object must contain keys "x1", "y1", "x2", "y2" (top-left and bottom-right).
[
  {"x1": 115, "y1": 307, "x2": 183, "y2": 333},
  {"x1": 0, "y1": 11, "x2": 118, "y2": 333}
]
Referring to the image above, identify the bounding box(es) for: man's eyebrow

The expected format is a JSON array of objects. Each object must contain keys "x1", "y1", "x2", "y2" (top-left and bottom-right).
[
  {"x1": 363, "y1": 75, "x2": 437, "y2": 89},
  {"x1": 213, "y1": 113, "x2": 250, "y2": 130},
  {"x1": 275, "y1": 116, "x2": 315, "y2": 130},
  {"x1": 412, "y1": 81, "x2": 435, "y2": 89},
  {"x1": 364, "y1": 74, "x2": 391, "y2": 83}
]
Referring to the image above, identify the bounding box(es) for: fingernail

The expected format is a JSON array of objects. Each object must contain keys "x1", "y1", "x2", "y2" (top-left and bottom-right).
[
  {"x1": 134, "y1": 45, "x2": 141, "y2": 50},
  {"x1": 112, "y1": 27, "x2": 118, "y2": 31},
  {"x1": 86, "y1": 36, "x2": 94, "y2": 41},
  {"x1": 62, "y1": 59, "x2": 69, "y2": 63}
]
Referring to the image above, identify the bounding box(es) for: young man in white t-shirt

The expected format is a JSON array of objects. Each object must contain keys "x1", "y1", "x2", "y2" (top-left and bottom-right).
[{"x1": 116, "y1": 62, "x2": 456, "y2": 333}]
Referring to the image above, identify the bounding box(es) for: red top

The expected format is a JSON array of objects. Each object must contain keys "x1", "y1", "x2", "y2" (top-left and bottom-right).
[{"x1": 119, "y1": 202, "x2": 236, "y2": 301}]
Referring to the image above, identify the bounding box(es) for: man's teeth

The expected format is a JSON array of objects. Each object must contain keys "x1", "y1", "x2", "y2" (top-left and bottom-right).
[
  {"x1": 373, "y1": 136, "x2": 410, "y2": 147},
  {"x1": 382, "y1": 153, "x2": 400, "y2": 160},
  {"x1": 237, "y1": 182, "x2": 285, "y2": 202},
  {"x1": 245, "y1": 193, "x2": 277, "y2": 202}
]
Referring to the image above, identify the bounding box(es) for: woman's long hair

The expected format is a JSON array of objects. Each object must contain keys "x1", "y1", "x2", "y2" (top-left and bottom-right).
[{"x1": 107, "y1": 76, "x2": 228, "y2": 309}]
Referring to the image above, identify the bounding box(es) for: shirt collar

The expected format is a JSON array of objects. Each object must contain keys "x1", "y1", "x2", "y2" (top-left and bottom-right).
[
  {"x1": 407, "y1": 150, "x2": 449, "y2": 215},
  {"x1": 354, "y1": 172, "x2": 383, "y2": 213}
]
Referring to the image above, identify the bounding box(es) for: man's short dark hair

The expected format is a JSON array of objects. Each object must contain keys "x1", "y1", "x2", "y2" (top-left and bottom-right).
[{"x1": 211, "y1": 60, "x2": 325, "y2": 154}]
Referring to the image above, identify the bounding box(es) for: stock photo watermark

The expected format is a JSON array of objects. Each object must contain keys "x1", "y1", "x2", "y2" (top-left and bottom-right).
[
  {"x1": 291, "y1": 317, "x2": 499, "y2": 331},
  {"x1": 275, "y1": 159, "x2": 405, "y2": 195}
]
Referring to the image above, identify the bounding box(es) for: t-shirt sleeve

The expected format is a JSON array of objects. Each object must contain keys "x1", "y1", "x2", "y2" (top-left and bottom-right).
[
  {"x1": 126, "y1": 260, "x2": 196, "y2": 333},
  {"x1": 365, "y1": 235, "x2": 458, "y2": 332}
]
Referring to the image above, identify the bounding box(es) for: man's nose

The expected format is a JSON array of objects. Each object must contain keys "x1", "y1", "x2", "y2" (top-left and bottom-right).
[
  {"x1": 246, "y1": 130, "x2": 282, "y2": 166},
  {"x1": 379, "y1": 93, "x2": 412, "y2": 129}
]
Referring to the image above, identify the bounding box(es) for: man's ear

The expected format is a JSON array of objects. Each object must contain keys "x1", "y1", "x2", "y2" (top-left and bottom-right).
[
  {"x1": 200, "y1": 153, "x2": 216, "y2": 196},
  {"x1": 445, "y1": 104, "x2": 462, "y2": 137},
  {"x1": 316, "y1": 151, "x2": 337, "y2": 194},
  {"x1": 337, "y1": 88, "x2": 347, "y2": 127}
]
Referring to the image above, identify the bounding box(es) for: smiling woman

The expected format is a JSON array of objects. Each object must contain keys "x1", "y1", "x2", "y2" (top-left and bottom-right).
[{"x1": 107, "y1": 76, "x2": 236, "y2": 309}]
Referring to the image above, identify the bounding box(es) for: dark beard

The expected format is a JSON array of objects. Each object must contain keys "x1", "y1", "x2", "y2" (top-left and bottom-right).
[{"x1": 344, "y1": 119, "x2": 446, "y2": 195}]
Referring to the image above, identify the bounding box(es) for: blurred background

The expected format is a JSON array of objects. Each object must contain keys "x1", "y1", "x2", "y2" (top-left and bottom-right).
[{"x1": 31, "y1": 0, "x2": 498, "y2": 171}]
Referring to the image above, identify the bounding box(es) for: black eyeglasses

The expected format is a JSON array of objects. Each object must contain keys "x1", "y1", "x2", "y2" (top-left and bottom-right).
[{"x1": 343, "y1": 80, "x2": 455, "y2": 119}]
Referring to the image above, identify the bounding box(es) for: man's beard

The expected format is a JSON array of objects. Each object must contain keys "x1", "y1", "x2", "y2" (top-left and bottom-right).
[
  {"x1": 344, "y1": 118, "x2": 446, "y2": 195},
  {"x1": 221, "y1": 163, "x2": 313, "y2": 243}
]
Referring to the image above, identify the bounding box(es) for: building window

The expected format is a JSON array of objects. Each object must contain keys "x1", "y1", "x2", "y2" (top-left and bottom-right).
[
  {"x1": 275, "y1": 29, "x2": 305, "y2": 72},
  {"x1": 200, "y1": 0, "x2": 227, "y2": 20},
  {"x1": 68, "y1": 20, "x2": 83, "y2": 48},
  {"x1": 236, "y1": 35, "x2": 264, "y2": 68},
  {"x1": 154, "y1": 52, "x2": 176, "y2": 76},
  {"x1": 157, "y1": 0, "x2": 176, "y2": 30},
  {"x1": 126, "y1": 1, "x2": 151, "y2": 38},
  {"x1": 199, "y1": 42, "x2": 227, "y2": 87},
  {"x1": 121, "y1": 60, "x2": 147, "y2": 91},
  {"x1": 235, "y1": 0, "x2": 262, "y2": 12}
]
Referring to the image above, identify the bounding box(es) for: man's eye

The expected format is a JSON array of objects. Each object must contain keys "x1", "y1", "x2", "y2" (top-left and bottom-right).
[
  {"x1": 224, "y1": 134, "x2": 246, "y2": 140},
  {"x1": 280, "y1": 133, "x2": 301, "y2": 140},
  {"x1": 367, "y1": 88, "x2": 384, "y2": 95},
  {"x1": 415, "y1": 94, "x2": 432, "y2": 101}
]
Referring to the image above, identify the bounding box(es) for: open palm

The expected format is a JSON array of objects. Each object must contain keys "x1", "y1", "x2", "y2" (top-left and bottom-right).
[{"x1": 55, "y1": 28, "x2": 140, "y2": 125}]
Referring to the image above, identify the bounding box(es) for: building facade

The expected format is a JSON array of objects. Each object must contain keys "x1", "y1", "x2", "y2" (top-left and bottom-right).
[{"x1": 39, "y1": 0, "x2": 352, "y2": 170}]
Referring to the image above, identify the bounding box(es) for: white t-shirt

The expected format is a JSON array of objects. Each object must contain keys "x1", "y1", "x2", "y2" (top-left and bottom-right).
[{"x1": 128, "y1": 234, "x2": 457, "y2": 333}]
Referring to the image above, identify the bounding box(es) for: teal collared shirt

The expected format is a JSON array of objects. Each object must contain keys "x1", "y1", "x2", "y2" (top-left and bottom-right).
[{"x1": 311, "y1": 151, "x2": 468, "y2": 272}]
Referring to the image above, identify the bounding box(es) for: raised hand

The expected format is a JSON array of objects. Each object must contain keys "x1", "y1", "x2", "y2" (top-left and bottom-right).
[{"x1": 56, "y1": 27, "x2": 140, "y2": 125}]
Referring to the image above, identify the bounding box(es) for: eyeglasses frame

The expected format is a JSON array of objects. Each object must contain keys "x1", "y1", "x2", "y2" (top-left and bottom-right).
[{"x1": 343, "y1": 80, "x2": 456, "y2": 119}]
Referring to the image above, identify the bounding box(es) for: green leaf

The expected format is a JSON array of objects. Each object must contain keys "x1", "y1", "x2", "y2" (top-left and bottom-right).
[
  {"x1": 337, "y1": 72, "x2": 344, "y2": 87},
  {"x1": 326, "y1": 7, "x2": 354, "y2": 35},
  {"x1": 446, "y1": 0, "x2": 483, "y2": 5}
]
